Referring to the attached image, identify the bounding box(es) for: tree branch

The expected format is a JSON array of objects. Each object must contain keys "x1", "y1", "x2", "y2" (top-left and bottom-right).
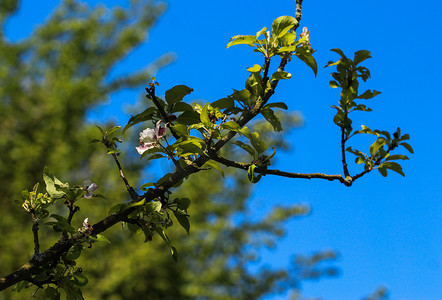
[{"x1": 111, "y1": 153, "x2": 139, "y2": 201}]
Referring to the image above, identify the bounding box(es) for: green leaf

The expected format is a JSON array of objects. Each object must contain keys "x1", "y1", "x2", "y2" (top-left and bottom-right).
[
  {"x1": 170, "y1": 124, "x2": 188, "y2": 137},
  {"x1": 46, "y1": 214, "x2": 75, "y2": 234},
  {"x1": 357, "y1": 89, "x2": 381, "y2": 99},
  {"x1": 212, "y1": 97, "x2": 234, "y2": 109},
  {"x1": 175, "y1": 197, "x2": 191, "y2": 211},
  {"x1": 247, "y1": 164, "x2": 262, "y2": 183},
  {"x1": 165, "y1": 85, "x2": 193, "y2": 104},
  {"x1": 247, "y1": 64, "x2": 261, "y2": 73},
  {"x1": 271, "y1": 71, "x2": 292, "y2": 81},
  {"x1": 354, "y1": 50, "x2": 372, "y2": 65},
  {"x1": 233, "y1": 141, "x2": 256, "y2": 158},
  {"x1": 43, "y1": 167, "x2": 66, "y2": 198},
  {"x1": 176, "y1": 111, "x2": 201, "y2": 125},
  {"x1": 123, "y1": 107, "x2": 156, "y2": 133},
  {"x1": 330, "y1": 48, "x2": 347, "y2": 60},
  {"x1": 226, "y1": 35, "x2": 257, "y2": 48},
  {"x1": 204, "y1": 160, "x2": 225, "y2": 177},
  {"x1": 139, "y1": 182, "x2": 155, "y2": 191},
  {"x1": 172, "y1": 102, "x2": 193, "y2": 112},
  {"x1": 261, "y1": 107, "x2": 283, "y2": 131},
  {"x1": 73, "y1": 271, "x2": 89, "y2": 287},
  {"x1": 44, "y1": 287, "x2": 60, "y2": 299},
  {"x1": 329, "y1": 80, "x2": 340, "y2": 88},
  {"x1": 106, "y1": 126, "x2": 121, "y2": 136},
  {"x1": 90, "y1": 234, "x2": 111, "y2": 244},
  {"x1": 66, "y1": 244, "x2": 82, "y2": 261},
  {"x1": 220, "y1": 121, "x2": 241, "y2": 132},
  {"x1": 400, "y1": 142, "x2": 414, "y2": 154},
  {"x1": 200, "y1": 103, "x2": 212, "y2": 127},
  {"x1": 108, "y1": 203, "x2": 129, "y2": 215},
  {"x1": 264, "y1": 102, "x2": 288, "y2": 110},
  {"x1": 370, "y1": 137, "x2": 387, "y2": 157},
  {"x1": 272, "y1": 16, "x2": 298, "y2": 37},
  {"x1": 173, "y1": 211, "x2": 190, "y2": 235},
  {"x1": 380, "y1": 161, "x2": 405, "y2": 176},
  {"x1": 295, "y1": 46, "x2": 317, "y2": 77},
  {"x1": 385, "y1": 154, "x2": 409, "y2": 161},
  {"x1": 155, "y1": 228, "x2": 178, "y2": 261}
]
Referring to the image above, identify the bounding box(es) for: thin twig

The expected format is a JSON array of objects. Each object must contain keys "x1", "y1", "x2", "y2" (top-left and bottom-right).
[
  {"x1": 30, "y1": 211, "x2": 40, "y2": 255},
  {"x1": 111, "y1": 153, "x2": 139, "y2": 201}
]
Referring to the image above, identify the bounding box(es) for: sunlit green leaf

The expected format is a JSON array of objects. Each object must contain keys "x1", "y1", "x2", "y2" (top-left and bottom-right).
[
  {"x1": 204, "y1": 160, "x2": 225, "y2": 177},
  {"x1": 272, "y1": 16, "x2": 298, "y2": 37},
  {"x1": 226, "y1": 35, "x2": 257, "y2": 48},
  {"x1": 247, "y1": 64, "x2": 261, "y2": 73},
  {"x1": 370, "y1": 137, "x2": 387, "y2": 157},
  {"x1": 295, "y1": 46, "x2": 317, "y2": 77},
  {"x1": 271, "y1": 71, "x2": 291, "y2": 81}
]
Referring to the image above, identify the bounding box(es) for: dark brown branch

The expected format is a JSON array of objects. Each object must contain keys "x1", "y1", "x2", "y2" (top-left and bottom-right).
[
  {"x1": 295, "y1": 0, "x2": 303, "y2": 25},
  {"x1": 341, "y1": 123, "x2": 350, "y2": 178},
  {"x1": 30, "y1": 211, "x2": 40, "y2": 255},
  {"x1": 208, "y1": 152, "x2": 352, "y2": 186},
  {"x1": 111, "y1": 153, "x2": 139, "y2": 201}
]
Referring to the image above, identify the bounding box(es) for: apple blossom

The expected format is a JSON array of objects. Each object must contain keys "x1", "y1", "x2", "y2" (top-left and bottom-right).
[
  {"x1": 82, "y1": 180, "x2": 98, "y2": 198},
  {"x1": 136, "y1": 120, "x2": 166, "y2": 155}
]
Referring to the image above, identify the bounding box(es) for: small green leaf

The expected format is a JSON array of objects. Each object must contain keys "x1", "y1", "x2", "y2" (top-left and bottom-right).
[
  {"x1": 139, "y1": 182, "x2": 155, "y2": 191},
  {"x1": 73, "y1": 271, "x2": 89, "y2": 287},
  {"x1": 247, "y1": 64, "x2": 262, "y2": 73},
  {"x1": 220, "y1": 121, "x2": 241, "y2": 131},
  {"x1": 123, "y1": 107, "x2": 156, "y2": 133},
  {"x1": 400, "y1": 142, "x2": 414, "y2": 154},
  {"x1": 200, "y1": 103, "x2": 212, "y2": 127},
  {"x1": 370, "y1": 137, "x2": 387, "y2": 157},
  {"x1": 380, "y1": 161, "x2": 405, "y2": 176},
  {"x1": 329, "y1": 80, "x2": 340, "y2": 88},
  {"x1": 173, "y1": 211, "x2": 190, "y2": 235},
  {"x1": 170, "y1": 124, "x2": 188, "y2": 137},
  {"x1": 265, "y1": 102, "x2": 288, "y2": 110},
  {"x1": 66, "y1": 244, "x2": 82, "y2": 261},
  {"x1": 226, "y1": 35, "x2": 257, "y2": 48},
  {"x1": 247, "y1": 164, "x2": 262, "y2": 183},
  {"x1": 233, "y1": 141, "x2": 256, "y2": 158},
  {"x1": 295, "y1": 46, "x2": 317, "y2": 77},
  {"x1": 165, "y1": 85, "x2": 193, "y2": 104},
  {"x1": 271, "y1": 71, "x2": 292, "y2": 81},
  {"x1": 155, "y1": 228, "x2": 178, "y2": 261},
  {"x1": 357, "y1": 89, "x2": 381, "y2": 99},
  {"x1": 261, "y1": 107, "x2": 283, "y2": 131},
  {"x1": 106, "y1": 126, "x2": 121, "y2": 136},
  {"x1": 354, "y1": 50, "x2": 372, "y2": 65},
  {"x1": 43, "y1": 167, "x2": 66, "y2": 198},
  {"x1": 272, "y1": 16, "x2": 298, "y2": 37},
  {"x1": 204, "y1": 160, "x2": 225, "y2": 177},
  {"x1": 212, "y1": 97, "x2": 234, "y2": 109},
  {"x1": 175, "y1": 197, "x2": 191, "y2": 210},
  {"x1": 385, "y1": 154, "x2": 409, "y2": 161},
  {"x1": 90, "y1": 234, "x2": 111, "y2": 244}
]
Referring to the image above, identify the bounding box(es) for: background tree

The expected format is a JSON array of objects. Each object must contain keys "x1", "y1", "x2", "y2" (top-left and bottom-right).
[{"x1": 0, "y1": 1, "x2": 340, "y2": 299}]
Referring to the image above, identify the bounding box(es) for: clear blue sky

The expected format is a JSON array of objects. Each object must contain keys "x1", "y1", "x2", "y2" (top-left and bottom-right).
[{"x1": 6, "y1": 0, "x2": 442, "y2": 299}]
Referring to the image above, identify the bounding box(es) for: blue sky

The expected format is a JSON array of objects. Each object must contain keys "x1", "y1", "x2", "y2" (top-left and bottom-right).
[{"x1": 6, "y1": 0, "x2": 442, "y2": 299}]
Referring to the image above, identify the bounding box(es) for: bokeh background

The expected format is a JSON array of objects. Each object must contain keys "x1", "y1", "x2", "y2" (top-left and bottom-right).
[{"x1": 1, "y1": 0, "x2": 441, "y2": 299}]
